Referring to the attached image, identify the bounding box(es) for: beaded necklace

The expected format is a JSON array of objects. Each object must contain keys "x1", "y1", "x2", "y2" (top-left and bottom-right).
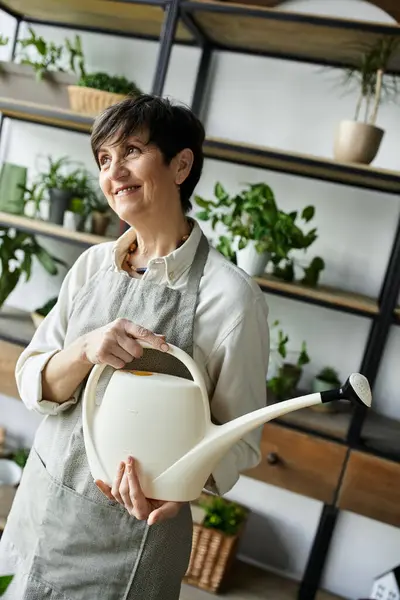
[{"x1": 123, "y1": 221, "x2": 193, "y2": 275}]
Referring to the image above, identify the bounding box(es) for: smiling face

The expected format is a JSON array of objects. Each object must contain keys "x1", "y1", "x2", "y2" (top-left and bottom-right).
[{"x1": 97, "y1": 130, "x2": 193, "y2": 225}]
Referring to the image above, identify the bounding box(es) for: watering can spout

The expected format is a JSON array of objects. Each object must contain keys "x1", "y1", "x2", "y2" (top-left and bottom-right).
[{"x1": 151, "y1": 373, "x2": 372, "y2": 501}]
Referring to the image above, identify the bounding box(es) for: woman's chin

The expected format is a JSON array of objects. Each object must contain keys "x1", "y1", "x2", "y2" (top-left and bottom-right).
[{"x1": 115, "y1": 200, "x2": 143, "y2": 223}]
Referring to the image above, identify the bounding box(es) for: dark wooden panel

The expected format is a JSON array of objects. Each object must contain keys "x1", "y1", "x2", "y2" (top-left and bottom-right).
[
  {"x1": 212, "y1": 0, "x2": 400, "y2": 22},
  {"x1": 338, "y1": 450, "x2": 400, "y2": 527},
  {"x1": 0, "y1": 0, "x2": 192, "y2": 41},
  {"x1": 244, "y1": 423, "x2": 347, "y2": 503},
  {"x1": 186, "y1": 2, "x2": 400, "y2": 72}
]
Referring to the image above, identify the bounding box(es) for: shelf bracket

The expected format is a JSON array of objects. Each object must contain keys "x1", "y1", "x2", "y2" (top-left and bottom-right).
[{"x1": 151, "y1": 0, "x2": 180, "y2": 96}]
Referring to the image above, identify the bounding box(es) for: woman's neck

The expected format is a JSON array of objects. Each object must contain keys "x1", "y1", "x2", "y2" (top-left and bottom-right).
[{"x1": 132, "y1": 215, "x2": 191, "y2": 261}]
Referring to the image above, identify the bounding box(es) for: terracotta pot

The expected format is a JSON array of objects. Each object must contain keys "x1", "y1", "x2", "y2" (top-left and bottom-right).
[
  {"x1": 333, "y1": 120, "x2": 384, "y2": 165},
  {"x1": 91, "y1": 211, "x2": 111, "y2": 236}
]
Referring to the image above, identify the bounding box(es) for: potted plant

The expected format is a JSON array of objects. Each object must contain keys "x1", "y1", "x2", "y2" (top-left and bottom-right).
[
  {"x1": 184, "y1": 493, "x2": 248, "y2": 593},
  {"x1": 0, "y1": 227, "x2": 66, "y2": 310},
  {"x1": 31, "y1": 296, "x2": 58, "y2": 328},
  {"x1": 311, "y1": 366, "x2": 343, "y2": 413},
  {"x1": 67, "y1": 71, "x2": 142, "y2": 116},
  {"x1": 312, "y1": 366, "x2": 341, "y2": 393},
  {"x1": 88, "y1": 193, "x2": 113, "y2": 236},
  {"x1": 334, "y1": 36, "x2": 400, "y2": 165},
  {"x1": 22, "y1": 156, "x2": 98, "y2": 227},
  {"x1": 267, "y1": 320, "x2": 310, "y2": 401},
  {"x1": 195, "y1": 181, "x2": 324, "y2": 283},
  {"x1": 0, "y1": 28, "x2": 82, "y2": 110}
]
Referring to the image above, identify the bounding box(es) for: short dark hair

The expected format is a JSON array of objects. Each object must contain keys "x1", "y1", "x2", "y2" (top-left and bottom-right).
[{"x1": 91, "y1": 94, "x2": 205, "y2": 213}]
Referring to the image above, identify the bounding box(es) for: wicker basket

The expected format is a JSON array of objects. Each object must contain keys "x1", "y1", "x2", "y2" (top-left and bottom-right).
[
  {"x1": 67, "y1": 85, "x2": 127, "y2": 116},
  {"x1": 184, "y1": 521, "x2": 241, "y2": 593}
]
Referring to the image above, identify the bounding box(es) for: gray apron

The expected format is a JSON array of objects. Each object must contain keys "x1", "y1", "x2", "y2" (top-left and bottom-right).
[{"x1": 0, "y1": 233, "x2": 209, "y2": 600}]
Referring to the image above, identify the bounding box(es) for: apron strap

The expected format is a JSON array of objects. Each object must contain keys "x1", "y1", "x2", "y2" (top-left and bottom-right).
[{"x1": 185, "y1": 232, "x2": 209, "y2": 296}]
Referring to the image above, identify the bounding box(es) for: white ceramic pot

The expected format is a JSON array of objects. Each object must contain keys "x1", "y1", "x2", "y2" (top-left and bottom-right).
[
  {"x1": 0, "y1": 459, "x2": 22, "y2": 486},
  {"x1": 333, "y1": 120, "x2": 384, "y2": 165},
  {"x1": 236, "y1": 241, "x2": 270, "y2": 277}
]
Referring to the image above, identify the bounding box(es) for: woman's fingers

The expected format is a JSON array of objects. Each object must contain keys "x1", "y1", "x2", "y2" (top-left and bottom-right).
[
  {"x1": 95, "y1": 480, "x2": 114, "y2": 501},
  {"x1": 147, "y1": 502, "x2": 181, "y2": 526},
  {"x1": 122, "y1": 321, "x2": 169, "y2": 353},
  {"x1": 126, "y1": 457, "x2": 149, "y2": 520},
  {"x1": 111, "y1": 461, "x2": 126, "y2": 504}
]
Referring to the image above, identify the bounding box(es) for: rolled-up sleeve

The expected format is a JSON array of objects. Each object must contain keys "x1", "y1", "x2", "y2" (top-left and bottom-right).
[
  {"x1": 15, "y1": 249, "x2": 92, "y2": 415},
  {"x1": 206, "y1": 291, "x2": 270, "y2": 496}
]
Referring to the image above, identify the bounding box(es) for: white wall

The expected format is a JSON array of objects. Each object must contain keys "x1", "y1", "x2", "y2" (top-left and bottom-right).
[{"x1": 1, "y1": 2, "x2": 400, "y2": 599}]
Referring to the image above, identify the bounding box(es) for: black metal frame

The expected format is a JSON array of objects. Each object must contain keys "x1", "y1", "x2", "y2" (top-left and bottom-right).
[{"x1": 1, "y1": 1, "x2": 400, "y2": 599}]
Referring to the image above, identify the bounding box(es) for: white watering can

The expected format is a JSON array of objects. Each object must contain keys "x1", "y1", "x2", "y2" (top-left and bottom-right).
[{"x1": 82, "y1": 341, "x2": 372, "y2": 502}]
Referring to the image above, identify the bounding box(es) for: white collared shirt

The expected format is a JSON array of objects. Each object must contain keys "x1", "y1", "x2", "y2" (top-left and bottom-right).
[{"x1": 15, "y1": 220, "x2": 270, "y2": 495}]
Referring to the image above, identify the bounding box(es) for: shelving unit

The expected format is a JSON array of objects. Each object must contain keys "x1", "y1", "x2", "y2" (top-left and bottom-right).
[{"x1": 1, "y1": 1, "x2": 400, "y2": 599}]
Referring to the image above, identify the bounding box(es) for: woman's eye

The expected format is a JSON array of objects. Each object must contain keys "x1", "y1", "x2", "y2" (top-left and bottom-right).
[
  {"x1": 99, "y1": 155, "x2": 110, "y2": 166},
  {"x1": 127, "y1": 146, "x2": 140, "y2": 157}
]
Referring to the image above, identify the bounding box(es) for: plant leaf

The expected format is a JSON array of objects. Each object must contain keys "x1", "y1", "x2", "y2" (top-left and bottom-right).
[{"x1": 302, "y1": 206, "x2": 315, "y2": 222}]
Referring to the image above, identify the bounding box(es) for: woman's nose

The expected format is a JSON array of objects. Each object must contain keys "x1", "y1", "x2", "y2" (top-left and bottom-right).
[{"x1": 107, "y1": 159, "x2": 129, "y2": 180}]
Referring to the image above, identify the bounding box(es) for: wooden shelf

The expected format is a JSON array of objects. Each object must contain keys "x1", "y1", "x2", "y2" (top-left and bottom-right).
[
  {"x1": 204, "y1": 138, "x2": 400, "y2": 195},
  {"x1": 181, "y1": 560, "x2": 344, "y2": 599},
  {"x1": 0, "y1": 98, "x2": 94, "y2": 133},
  {"x1": 3, "y1": 99, "x2": 400, "y2": 195},
  {"x1": 0, "y1": 0, "x2": 193, "y2": 42},
  {"x1": 361, "y1": 410, "x2": 400, "y2": 459},
  {"x1": 0, "y1": 211, "x2": 116, "y2": 247},
  {"x1": 255, "y1": 275, "x2": 379, "y2": 317},
  {"x1": 276, "y1": 404, "x2": 352, "y2": 441},
  {"x1": 182, "y1": 0, "x2": 400, "y2": 71},
  {"x1": 0, "y1": 307, "x2": 36, "y2": 346}
]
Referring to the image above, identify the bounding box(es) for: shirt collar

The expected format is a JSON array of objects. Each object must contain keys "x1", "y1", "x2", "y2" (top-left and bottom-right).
[{"x1": 112, "y1": 218, "x2": 202, "y2": 283}]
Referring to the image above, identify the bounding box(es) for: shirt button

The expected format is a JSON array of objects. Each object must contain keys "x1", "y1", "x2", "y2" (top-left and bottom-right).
[{"x1": 169, "y1": 271, "x2": 175, "y2": 279}]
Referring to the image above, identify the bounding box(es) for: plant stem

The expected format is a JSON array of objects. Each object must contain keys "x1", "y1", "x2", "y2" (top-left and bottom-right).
[
  {"x1": 370, "y1": 68, "x2": 383, "y2": 126},
  {"x1": 354, "y1": 90, "x2": 364, "y2": 121},
  {"x1": 364, "y1": 91, "x2": 371, "y2": 123}
]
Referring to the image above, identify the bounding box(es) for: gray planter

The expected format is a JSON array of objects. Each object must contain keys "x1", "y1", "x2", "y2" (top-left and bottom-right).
[
  {"x1": 0, "y1": 62, "x2": 76, "y2": 109},
  {"x1": 48, "y1": 188, "x2": 73, "y2": 225}
]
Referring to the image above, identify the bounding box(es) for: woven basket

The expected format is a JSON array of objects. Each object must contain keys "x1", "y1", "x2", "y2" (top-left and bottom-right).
[
  {"x1": 184, "y1": 521, "x2": 242, "y2": 593},
  {"x1": 67, "y1": 85, "x2": 127, "y2": 116}
]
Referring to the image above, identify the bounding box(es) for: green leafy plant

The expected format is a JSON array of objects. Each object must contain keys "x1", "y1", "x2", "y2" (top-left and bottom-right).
[
  {"x1": 267, "y1": 320, "x2": 310, "y2": 401},
  {"x1": 198, "y1": 495, "x2": 248, "y2": 536},
  {"x1": 34, "y1": 296, "x2": 58, "y2": 317},
  {"x1": 339, "y1": 36, "x2": 400, "y2": 125},
  {"x1": 316, "y1": 367, "x2": 340, "y2": 386},
  {"x1": 0, "y1": 575, "x2": 13, "y2": 596},
  {"x1": 78, "y1": 72, "x2": 142, "y2": 96},
  {"x1": 0, "y1": 34, "x2": 9, "y2": 47},
  {"x1": 195, "y1": 182, "x2": 324, "y2": 286},
  {"x1": 21, "y1": 155, "x2": 99, "y2": 220},
  {"x1": 12, "y1": 447, "x2": 30, "y2": 468},
  {"x1": 17, "y1": 28, "x2": 85, "y2": 81},
  {"x1": 0, "y1": 228, "x2": 66, "y2": 309}
]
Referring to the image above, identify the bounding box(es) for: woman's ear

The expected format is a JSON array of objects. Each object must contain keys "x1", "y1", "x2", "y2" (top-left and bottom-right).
[{"x1": 175, "y1": 149, "x2": 194, "y2": 185}]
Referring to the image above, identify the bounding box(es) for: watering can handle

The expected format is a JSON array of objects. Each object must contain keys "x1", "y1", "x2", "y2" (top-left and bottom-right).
[{"x1": 81, "y1": 340, "x2": 211, "y2": 485}]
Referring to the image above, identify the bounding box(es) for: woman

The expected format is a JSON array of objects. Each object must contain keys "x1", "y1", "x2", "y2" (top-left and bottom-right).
[{"x1": 0, "y1": 94, "x2": 270, "y2": 599}]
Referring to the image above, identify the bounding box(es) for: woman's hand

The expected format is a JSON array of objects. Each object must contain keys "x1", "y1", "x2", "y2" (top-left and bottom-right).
[
  {"x1": 80, "y1": 318, "x2": 169, "y2": 369},
  {"x1": 96, "y1": 457, "x2": 183, "y2": 525}
]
